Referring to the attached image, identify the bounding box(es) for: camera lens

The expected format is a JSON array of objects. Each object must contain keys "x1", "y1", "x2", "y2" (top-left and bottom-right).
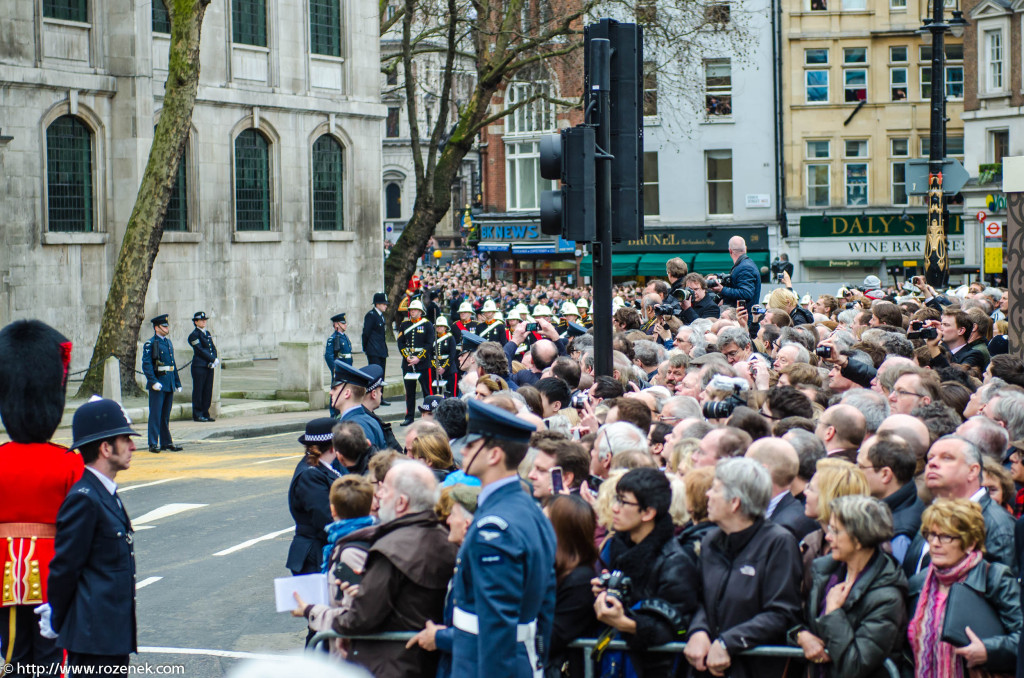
[{"x1": 702, "y1": 400, "x2": 735, "y2": 419}]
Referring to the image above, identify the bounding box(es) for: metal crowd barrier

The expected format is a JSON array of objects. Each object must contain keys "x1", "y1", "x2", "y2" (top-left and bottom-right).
[{"x1": 308, "y1": 630, "x2": 901, "y2": 678}]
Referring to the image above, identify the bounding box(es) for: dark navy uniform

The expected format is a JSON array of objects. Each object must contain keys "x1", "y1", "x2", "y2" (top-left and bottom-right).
[
  {"x1": 324, "y1": 314, "x2": 353, "y2": 370},
  {"x1": 450, "y1": 400, "x2": 557, "y2": 678},
  {"x1": 141, "y1": 315, "x2": 181, "y2": 451},
  {"x1": 433, "y1": 326, "x2": 457, "y2": 398},
  {"x1": 331, "y1": 361, "x2": 387, "y2": 452},
  {"x1": 188, "y1": 311, "x2": 217, "y2": 422},
  {"x1": 362, "y1": 294, "x2": 390, "y2": 377},
  {"x1": 286, "y1": 419, "x2": 343, "y2": 575},
  {"x1": 455, "y1": 331, "x2": 485, "y2": 398},
  {"x1": 397, "y1": 308, "x2": 435, "y2": 420},
  {"x1": 475, "y1": 319, "x2": 506, "y2": 344}
]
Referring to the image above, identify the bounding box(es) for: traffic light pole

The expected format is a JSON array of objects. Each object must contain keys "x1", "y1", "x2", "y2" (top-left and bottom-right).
[{"x1": 590, "y1": 38, "x2": 614, "y2": 378}]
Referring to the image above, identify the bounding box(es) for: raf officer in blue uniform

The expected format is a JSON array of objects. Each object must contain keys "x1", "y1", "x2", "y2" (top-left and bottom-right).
[
  {"x1": 325, "y1": 313, "x2": 352, "y2": 417},
  {"x1": 45, "y1": 398, "x2": 139, "y2": 673},
  {"x1": 448, "y1": 399, "x2": 557, "y2": 678},
  {"x1": 331, "y1": 360, "x2": 387, "y2": 453},
  {"x1": 141, "y1": 314, "x2": 182, "y2": 453},
  {"x1": 188, "y1": 311, "x2": 218, "y2": 422}
]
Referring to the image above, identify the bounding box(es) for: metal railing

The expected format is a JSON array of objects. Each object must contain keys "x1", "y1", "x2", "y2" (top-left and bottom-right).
[{"x1": 307, "y1": 630, "x2": 901, "y2": 678}]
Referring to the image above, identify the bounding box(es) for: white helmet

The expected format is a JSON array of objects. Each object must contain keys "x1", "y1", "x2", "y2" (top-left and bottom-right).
[
  {"x1": 481, "y1": 299, "x2": 498, "y2": 313},
  {"x1": 514, "y1": 304, "x2": 530, "y2": 316},
  {"x1": 507, "y1": 309, "x2": 522, "y2": 321},
  {"x1": 560, "y1": 301, "x2": 579, "y2": 317},
  {"x1": 435, "y1": 316, "x2": 450, "y2": 327},
  {"x1": 494, "y1": 311, "x2": 504, "y2": 322},
  {"x1": 532, "y1": 304, "x2": 552, "y2": 317},
  {"x1": 458, "y1": 301, "x2": 474, "y2": 314},
  {"x1": 576, "y1": 298, "x2": 590, "y2": 309},
  {"x1": 408, "y1": 300, "x2": 425, "y2": 313}
]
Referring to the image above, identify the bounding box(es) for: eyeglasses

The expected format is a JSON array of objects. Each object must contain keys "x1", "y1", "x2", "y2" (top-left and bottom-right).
[
  {"x1": 722, "y1": 349, "x2": 742, "y2": 360},
  {"x1": 922, "y1": 531, "x2": 960, "y2": 545},
  {"x1": 892, "y1": 389, "x2": 926, "y2": 399},
  {"x1": 856, "y1": 462, "x2": 878, "y2": 472},
  {"x1": 825, "y1": 524, "x2": 846, "y2": 537},
  {"x1": 1010, "y1": 451, "x2": 1022, "y2": 463},
  {"x1": 613, "y1": 495, "x2": 641, "y2": 508}
]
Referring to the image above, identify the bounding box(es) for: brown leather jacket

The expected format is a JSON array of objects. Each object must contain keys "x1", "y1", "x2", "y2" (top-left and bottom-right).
[{"x1": 331, "y1": 510, "x2": 458, "y2": 678}]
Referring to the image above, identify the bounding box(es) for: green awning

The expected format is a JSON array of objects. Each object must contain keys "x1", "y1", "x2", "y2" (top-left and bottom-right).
[
  {"x1": 636, "y1": 253, "x2": 692, "y2": 276},
  {"x1": 690, "y1": 252, "x2": 736, "y2": 275},
  {"x1": 579, "y1": 254, "x2": 644, "y2": 276},
  {"x1": 747, "y1": 252, "x2": 771, "y2": 270}
]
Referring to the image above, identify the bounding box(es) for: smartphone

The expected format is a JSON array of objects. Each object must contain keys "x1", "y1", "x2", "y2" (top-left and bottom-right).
[
  {"x1": 526, "y1": 322, "x2": 539, "y2": 332},
  {"x1": 550, "y1": 466, "x2": 564, "y2": 494},
  {"x1": 334, "y1": 560, "x2": 363, "y2": 586},
  {"x1": 737, "y1": 300, "x2": 745, "y2": 311}
]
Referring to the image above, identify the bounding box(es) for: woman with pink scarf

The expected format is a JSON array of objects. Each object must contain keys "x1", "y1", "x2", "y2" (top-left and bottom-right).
[{"x1": 907, "y1": 499, "x2": 1020, "y2": 677}]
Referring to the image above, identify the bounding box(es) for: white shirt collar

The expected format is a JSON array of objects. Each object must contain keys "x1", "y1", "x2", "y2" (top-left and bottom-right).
[
  {"x1": 766, "y1": 490, "x2": 789, "y2": 519},
  {"x1": 86, "y1": 466, "x2": 118, "y2": 495},
  {"x1": 969, "y1": 487, "x2": 987, "y2": 503}
]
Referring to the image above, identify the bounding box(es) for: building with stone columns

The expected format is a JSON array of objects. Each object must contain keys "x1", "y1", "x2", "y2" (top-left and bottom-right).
[{"x1": 0, "y1": 0, "x2": 384, "y2": 368}]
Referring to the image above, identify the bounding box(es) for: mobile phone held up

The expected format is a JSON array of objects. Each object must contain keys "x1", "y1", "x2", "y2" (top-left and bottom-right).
[{"x1": 551, "y1": 466, "x2": 563, "y2": 494}]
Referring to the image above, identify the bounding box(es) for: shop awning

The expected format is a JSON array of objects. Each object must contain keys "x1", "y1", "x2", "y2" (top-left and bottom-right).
[
  {"x1": 690, "y1": 251, "x2": 772, "y2": 275},
  {"x1": 512, "y1": 243, "x2": 560, "y2": 254},
  {"x1": 579, "y1": 254, "x2": 644, "y2": 276},
  {"x1": 636, "y1": 253, "x2": 691, "y2": 276},
  {"x1": 477, "y1": 242, "x2": 510, "y2": 252}
]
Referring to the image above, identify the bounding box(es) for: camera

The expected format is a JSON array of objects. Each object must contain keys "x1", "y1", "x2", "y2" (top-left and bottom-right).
[
  {"x1": 814, "y1": 345, "x2": 833, "y2": 360},
  {"x1": 701, "y1": 382, "x2": 747, "y2": 420},
  {"x1": 570, "y1": 390, "x2": 590, "y2": 409},
  {"x1": 526, "y1": 322, "x2": 539, "y2": 332},
  {"x1": 907, "y1": 324, "x2": 938, "y2": 340},
  {"x1": 901, "y1": 281, "x2": 921, "y2": 294},
  {"x1": 670, "y1": 287, "x2": 694, "y2": 303},
  {"x1": 751, "y1": 304, "x2": 766, "y2": 315},
  {"x1": 653, "y1": 304, "x2": 680, "y2": 317},
  {"x1": 597, "y1": 570, "x2": 634, "y2": 605}
]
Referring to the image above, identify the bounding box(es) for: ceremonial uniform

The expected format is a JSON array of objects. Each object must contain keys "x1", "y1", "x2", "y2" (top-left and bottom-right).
[
  {"x1": 0, "y1": 443, "x2": 84, "y2": 672},
  {"x1": 324, "y1": 331, "x2": 353, "y2": 369},
  {"x1": 362, "y1": 295, "x2": 389, "y2": 377},
  {"x1": 0, "y1": 320, "x2": 82, "y2": 674},
  {"x1": 433, "y1": 320, "x2": 457, "y2": 398},
  {"x1": 187, "y1": 312, "x2": 217, "y2": 422},
  {"x1": 141, "y1": 315, "x2": 182, "y2": 452},
  {"x1": 397, "y1": 305, "x2": 436, "y2": 422},
  {"x1": 450, "y1": 401, "x2": 557, "y2": 678},
  {"x1": 476, "y1": 319, "x2": 506, "y2": 344}
]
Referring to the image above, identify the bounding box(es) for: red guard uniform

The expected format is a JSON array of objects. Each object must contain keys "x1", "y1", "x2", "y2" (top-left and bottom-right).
[{"x1": 1, "y1": 442, "x2": 83, "y2": 663}]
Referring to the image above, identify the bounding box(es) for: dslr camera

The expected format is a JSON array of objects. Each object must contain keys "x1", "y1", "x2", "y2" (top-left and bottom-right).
[
  {"x1": 653, "y1": 304, "x2": 681, "y2": 318},
  {"x1": 706, "y1": 273, "x2": 732, "y2": 289},
  {"x1": 814, "y1": 345, "x2": 833, "y2": 360},
  {"x1": 670, "y1": 287, "x2": 694, "y2": 303},
  {"x1": 702, "y1": 383, "x2": 747, "y2": 419},
  {"x1": 597, "y1": 569, "x2": 634, "y2": 605},
  {"x1": 770, "y1": 258, "x2": 785, "y2": 283},
  {"x1": 907, "y1": 321, "x2": 938, "y2": 341}
]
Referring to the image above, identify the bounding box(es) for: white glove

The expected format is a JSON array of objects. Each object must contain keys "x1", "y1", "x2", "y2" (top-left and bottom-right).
[
  {"x1": 34, "y1": 604, "x2": 58, "y2": 639},
  {"x1": 176, "y1": 387, "x2": 182, "y2": 393},
  {"x1": 212, "y1": 359, "x2": 220, "y2": 368},
  {"x1": 152, "y1": 383, "x2": 163, "y2": 391}
]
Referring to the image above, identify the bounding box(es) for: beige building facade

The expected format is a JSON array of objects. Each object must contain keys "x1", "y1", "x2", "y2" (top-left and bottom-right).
[{"x1": 782, "y1": 0, "x2": 965, "y2": 282}]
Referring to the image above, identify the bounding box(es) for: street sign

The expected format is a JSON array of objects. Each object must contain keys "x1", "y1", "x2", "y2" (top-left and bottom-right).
[
  {"x1": 984, "y1": 246, "x2": 1003, "y2": 274},
  {"x1": 976, "y1": 211, "x2": 987, "y2": 222},
  {"x1": 905, "y1": 158, "x2": 970, "y2": 196},
  {"x1": 985, "y1": 221, "x2": 1003, "y2": 238}
]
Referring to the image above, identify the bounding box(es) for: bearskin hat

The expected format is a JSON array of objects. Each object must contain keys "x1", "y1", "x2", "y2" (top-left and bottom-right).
[{"x1": 0, "y1": 320, "x2": 71, "y2": 443}]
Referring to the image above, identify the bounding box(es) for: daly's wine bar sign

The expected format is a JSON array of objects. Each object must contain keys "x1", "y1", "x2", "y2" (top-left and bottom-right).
[{"x1": 798, "y1": 213, "x2": 965, "y2": 265}]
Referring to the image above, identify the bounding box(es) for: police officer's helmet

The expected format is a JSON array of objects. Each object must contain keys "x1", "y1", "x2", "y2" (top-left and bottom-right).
[{"x1": 71, "y1": 397, "x2": 140, "y2": 450}]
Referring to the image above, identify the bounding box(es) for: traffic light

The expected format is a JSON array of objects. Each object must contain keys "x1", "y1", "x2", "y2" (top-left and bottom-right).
[
  {"x1": 585, "y1": 19, "x2": 643, "y2": 243},
  {"x1": 539, "y1": 125, "x2": 596, "y2": 242}
]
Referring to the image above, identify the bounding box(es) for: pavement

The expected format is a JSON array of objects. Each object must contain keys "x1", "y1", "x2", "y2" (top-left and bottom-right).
[{"x1": 2, "y1": 342, "x2": 423, "y2": 444}]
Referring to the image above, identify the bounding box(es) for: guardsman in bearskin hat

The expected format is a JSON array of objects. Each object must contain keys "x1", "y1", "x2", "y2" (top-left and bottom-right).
[
  {"x1": 432, "y1": 317, "x2": 457, "y2": 398},
  {"x1": 397, "y1": 300, "x2": 435, "y2": 426},
  {"x1": 474, "y1": 299, "x2": 506, "y2": 344},
  {"x1": 0, "y1": 320, "x2": 85, "y2": 673}
]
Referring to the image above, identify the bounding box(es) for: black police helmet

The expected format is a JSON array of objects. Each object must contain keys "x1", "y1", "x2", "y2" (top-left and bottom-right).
[{"x1": 71, "y1": 397, "x2": 140, "y2": 450}]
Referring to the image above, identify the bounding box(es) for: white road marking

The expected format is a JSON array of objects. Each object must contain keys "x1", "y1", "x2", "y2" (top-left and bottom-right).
[
  {"x1": 139, "y1": 646, "x2": 291, "y2": 660},
  {"x1": 213, "y1": 527, "x2": 294, "y2": 557},
  {"x1": 133, "y1": 526, "x2": 156, "y2": 531},
  {"x1": 136, "y1": 576, "x2": 163, "y2": 589},
  {"x1": 133, "y1": 503, "x2": 208, "y2": 525},
  {"x1": 252, "y1": 454, "x2": 303, "y2": 465},
  {"x1": 120, "y1": 478, "x2": 182, "y2": 492}
]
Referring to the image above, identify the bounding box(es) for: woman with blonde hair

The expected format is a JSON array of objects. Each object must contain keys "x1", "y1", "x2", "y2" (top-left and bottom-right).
[
  {"x1": 665, "y1": 437, "x2": 700, "y2": 476},
  {"x1": 770, "y1": 287, "x2": 815, "y2": 326},
  {"x1": 908, "y1": 498, "x2": 1020, "y2": 676},
  {"x1": 799, "y1": 458, "x2": 869, "y2": 592},
  {"x1": 408, "y1": 431, "x2": 456, "y2": 482}
]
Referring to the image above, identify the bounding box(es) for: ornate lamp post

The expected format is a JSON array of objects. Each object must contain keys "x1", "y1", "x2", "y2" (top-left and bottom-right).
[{"x1": 920, "y1": 7, "x2": 967, "y2": 287}]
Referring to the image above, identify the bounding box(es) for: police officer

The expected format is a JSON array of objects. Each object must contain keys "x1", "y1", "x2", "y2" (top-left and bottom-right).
[
  {"x1": 141, "y1": 314, "x2": 181, "y2": 453},
  {"x1": 331, "y1": 361, "x2": 387, "y2": 452},
  {"x1": 454, "y1": 331, "x2": 485, "y2": 398},
  {"x1": 433, "y1": 316, "x2": 457, "y2": 398},
  {"x1": 475, "y1": 300, "x2": 506, "y2": 344},
  {"x1": 398, "y1": 300, "x2": 435, "y2": 426},
  {"x1": 44, "y1": 398, "x2": 139, "y2": 674},
  {"x1": 448, "y1": 399, "x2": 557, "y2": 677},
  {"x1": 362, "y1": 293, "x2": 390, "y2": 405},
  {"x1": 188, "y1": 311, "x2": 218, "y2": 423}
]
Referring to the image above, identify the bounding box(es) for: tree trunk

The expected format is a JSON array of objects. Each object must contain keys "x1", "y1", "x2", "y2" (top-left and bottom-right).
[{"x1": 77, "y1": 0, "x2": 211, "y2": 397}]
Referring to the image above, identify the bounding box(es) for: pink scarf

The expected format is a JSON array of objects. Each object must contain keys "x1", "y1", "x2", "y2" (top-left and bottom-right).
[{"x1": 908, "y1": 549, "x2": 984, "y2": 678}]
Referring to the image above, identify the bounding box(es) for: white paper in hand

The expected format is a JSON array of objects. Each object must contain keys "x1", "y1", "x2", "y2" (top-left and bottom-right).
[{"x1": 274, "y1": 574, "x2": 329, "y2": 612}]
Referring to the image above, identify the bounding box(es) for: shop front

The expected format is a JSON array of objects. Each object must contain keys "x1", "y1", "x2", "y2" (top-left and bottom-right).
[
  {"x1": 579, "y1": 225, "x2": 772, "y2": 281},
  {"x1": 792, "y1": 212, "x2": 967, "y2": 282},
  {"x1": 960, "y1": 183, "x2": 1008, "y2": 285},
  {"x1": 473, "y1": 213, "x2": 580, "y2": 285}
]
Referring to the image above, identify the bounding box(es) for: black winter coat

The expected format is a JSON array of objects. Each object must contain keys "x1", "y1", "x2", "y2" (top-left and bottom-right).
[
  {"x1": 790, "y1": 306, "x2": 815, "y2": 326},
  {"x1": 687, "y1": 519, "x2": 803, "y2": 678},
  {"x1": 908, "y1": 557, "x2": 1021, "y2": 673},
  {"x1": 805, "y1": 552, "x2": 907, "y2": 678}
]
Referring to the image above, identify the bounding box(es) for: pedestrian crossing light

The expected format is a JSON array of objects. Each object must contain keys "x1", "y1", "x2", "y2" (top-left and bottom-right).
[{"x1": 539, "y1": 125, "x2": 596, "y2": 242}]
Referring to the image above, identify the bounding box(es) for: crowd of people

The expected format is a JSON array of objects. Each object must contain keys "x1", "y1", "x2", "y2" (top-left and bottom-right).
[{"x1": 285, "y1": 236, "x2": 1023, "y2": 678}]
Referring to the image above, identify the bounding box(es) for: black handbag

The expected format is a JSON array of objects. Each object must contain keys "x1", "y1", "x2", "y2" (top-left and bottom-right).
[{"x1": 940, "y1": 576, "x2": 1014, "y2": 673}]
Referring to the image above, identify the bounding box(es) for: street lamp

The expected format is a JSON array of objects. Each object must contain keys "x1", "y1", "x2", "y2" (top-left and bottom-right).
[{"x1": 920, "y1": 1, "x2": 968, "y2": 287}]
